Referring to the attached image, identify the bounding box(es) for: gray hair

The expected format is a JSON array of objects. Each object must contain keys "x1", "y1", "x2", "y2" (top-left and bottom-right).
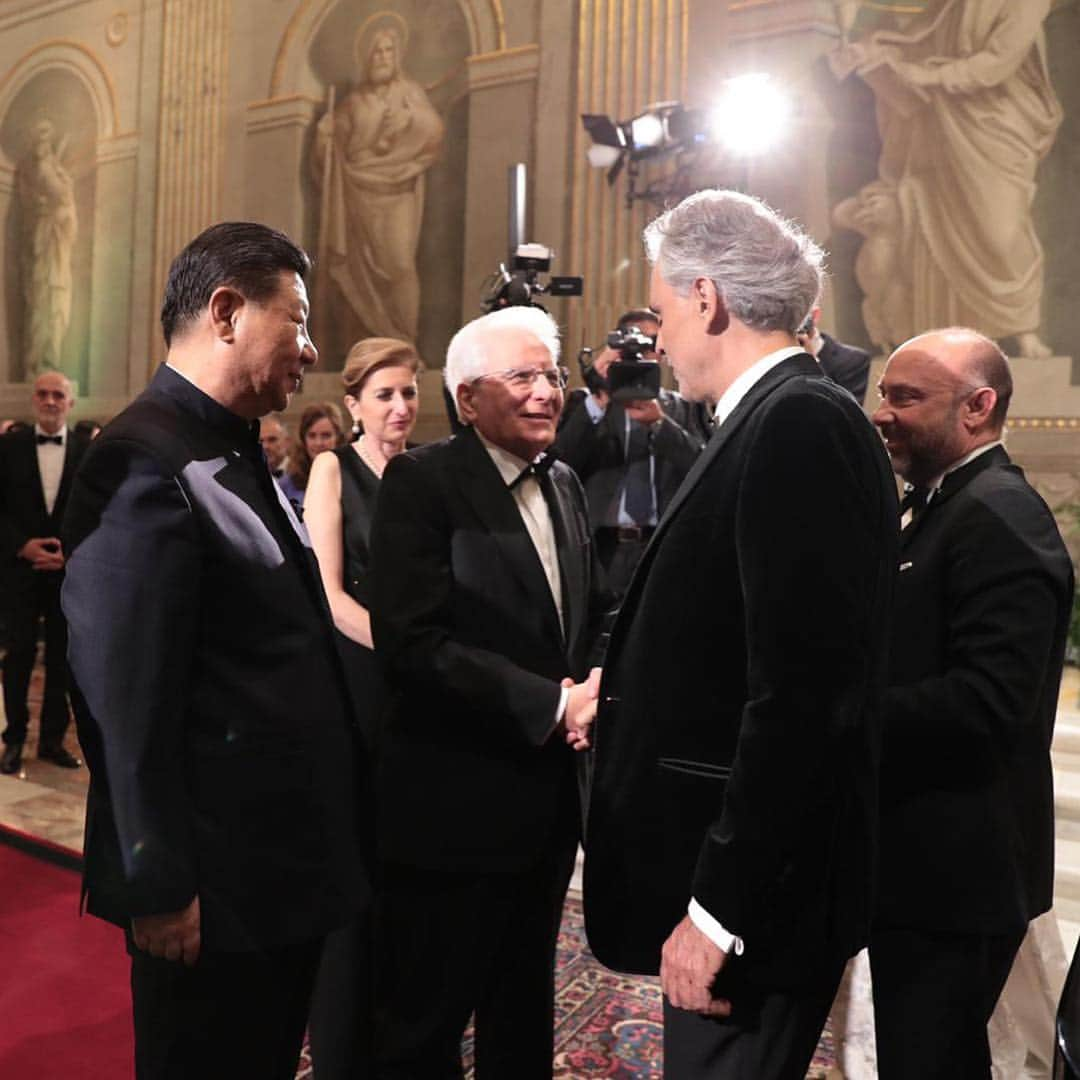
[
  {"x1": 444, "y1": 306, "x2": 562, "y2": 418},
  {"x1": 644, "y1": 189, "x2": 825, "y2": 335}
]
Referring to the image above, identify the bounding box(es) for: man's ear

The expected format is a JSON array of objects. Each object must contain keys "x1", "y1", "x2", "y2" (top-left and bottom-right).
[
  {"x1": 456, "y1": 381, "x2": 477, "y2": 426},
  {"x1": 963, "y1": 386, "x2": 998, "y2": 431},
  {"x1": 694, "y1": 277, "x2": 729, "y2": 336},
  {"x1": 208, "y1": 286, "x2": 245, "y2": 343}
]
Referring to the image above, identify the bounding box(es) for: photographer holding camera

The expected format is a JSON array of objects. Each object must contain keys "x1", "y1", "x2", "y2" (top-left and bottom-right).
[{"x1": 554, "y1": 308, "x2": 711, "y2": 599}]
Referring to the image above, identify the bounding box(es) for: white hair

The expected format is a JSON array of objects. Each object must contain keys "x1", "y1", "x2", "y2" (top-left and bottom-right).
[
  {"x1": 444, "y1": 306, "x2": 562, "y2": 418},
  {"x1": 644, "y1": 189, "x2": 825, "y2": 335}
]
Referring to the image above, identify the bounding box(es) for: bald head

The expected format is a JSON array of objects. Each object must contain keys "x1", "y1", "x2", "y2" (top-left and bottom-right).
[{"x1": 872, "y1": 327, "x2": 1011, "y2": 486}]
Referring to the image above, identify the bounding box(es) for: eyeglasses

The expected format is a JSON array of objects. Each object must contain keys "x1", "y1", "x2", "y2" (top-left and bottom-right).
[{"x1": 471, "y1": 366, "x2": 569, "y2": 391}]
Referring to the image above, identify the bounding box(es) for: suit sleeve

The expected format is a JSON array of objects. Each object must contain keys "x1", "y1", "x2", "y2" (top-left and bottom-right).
[
  {"x1": 655, "y1": 392, "x2": 708, "y2": 472},
  {"x1": 552, "y1": 389, "x2": 602, "y2": 478},
  {"x1": 690, "y1": 392, "x2": 893, "y2": 938},
  {"x1": 884, "y1": 488, "x2": 1070, "y2": 752},
  {"x1": 370, "y1": 452, "x2": 564, "y2": 749},
  {"x1": 62, "y1": 438, "x2": 202, "y2": 917},
  {"x1": 0, "y1": 437, "x2": 31, "y2": 559}
]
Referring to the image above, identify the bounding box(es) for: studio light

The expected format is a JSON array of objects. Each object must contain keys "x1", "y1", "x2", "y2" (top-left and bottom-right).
[
  {"x1": 711, "y1": 73, "x2": 790, "y2": 157},
  {"x1": 580, "y1": 75, "x2": 789, "y2": 206}
]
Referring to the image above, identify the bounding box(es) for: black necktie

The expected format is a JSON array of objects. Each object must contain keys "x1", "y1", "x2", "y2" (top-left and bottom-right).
[
  {"x1": 900, "y1": 484, "x2": 932, "y2": 522},
  {"x1": 623, "y1": 420, "x2": 654, "y2": 525},
  {"x1": 36, "y1": 434, "x2": 62, "y2": 446}
]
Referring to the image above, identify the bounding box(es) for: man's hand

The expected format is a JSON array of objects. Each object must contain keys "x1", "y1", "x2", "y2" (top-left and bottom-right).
[
  {"x1": 661, "y1": 915, "x2": 731, "y2": 1017},
  {"x1": 561, "y1": 667, "x2": 602, "y2": 750},
  {"x1": 589, "y1": 348, "x2": 617, "y2": 409},
  {"x1": 623, "y1": 398, "x2": 663, "y2": 426},
  {"x1": 18, "y1": 536, "x2": 64, "y2": 571},
  {"x1": 132, "y1": 896, "x2": 201, "y2": 967}
]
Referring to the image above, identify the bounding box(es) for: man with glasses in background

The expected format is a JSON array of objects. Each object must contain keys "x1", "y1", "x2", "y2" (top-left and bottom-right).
[{"x1": 369, "y1": 305, "x2": 610, "y2": 1077}]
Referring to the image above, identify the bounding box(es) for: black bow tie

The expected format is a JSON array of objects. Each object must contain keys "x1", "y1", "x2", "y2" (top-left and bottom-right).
[
  {"x1": 36, "y1": 434, "x2": 62, "y2": 446},
  {"x1": 900, "y1": 483, "x2": 936, "y2": 520},
  {"x1": 510, "y1": 453, "x2": 555, "y2": 489}
]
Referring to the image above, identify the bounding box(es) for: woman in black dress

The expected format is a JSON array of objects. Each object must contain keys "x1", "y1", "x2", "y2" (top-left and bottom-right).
[{"x1": 303, "y1": 337, "x2": 420, "y2": 1079}]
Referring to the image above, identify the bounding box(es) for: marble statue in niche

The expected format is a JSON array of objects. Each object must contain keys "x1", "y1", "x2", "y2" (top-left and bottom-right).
[
  {"x1": 16, "y1": 118, "x2": 77, "y2": 376},
  {"x1": 312, "y1": 12, "x2": 445, "y2": 345},
  {"x1": 831, "y1": 0, "x2": 1062, "y2": 357}
]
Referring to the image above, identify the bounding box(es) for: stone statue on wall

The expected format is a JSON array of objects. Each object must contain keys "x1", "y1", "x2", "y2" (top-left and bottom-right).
[
  {"x1": 16, "y1": 119, "x2": 77, "y2": 376},
  {"x1": 312, "y1": 13, "x2": 444, "y2": 345},
  {"x1": 831, "y1": 0, "x2": 1062, "y2": 357}
]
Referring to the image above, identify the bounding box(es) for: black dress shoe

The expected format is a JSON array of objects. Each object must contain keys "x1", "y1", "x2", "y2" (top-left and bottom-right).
[
  {"x1": 38, "y1": 745, "x2": 82, "y2": 769},
  {"x1": 0, "y1": 743, "x2": 24, "y2": 774}
]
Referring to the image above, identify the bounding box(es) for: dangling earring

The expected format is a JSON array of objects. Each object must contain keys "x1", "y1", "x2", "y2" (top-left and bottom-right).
[{"x1": 350, "y1": 421, "x2": 361, "y2": 443}]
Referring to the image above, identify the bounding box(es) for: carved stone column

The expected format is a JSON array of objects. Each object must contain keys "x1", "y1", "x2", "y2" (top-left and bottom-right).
[{"x1": 149, "y1": 0, "x2": 230, "y2": 370}]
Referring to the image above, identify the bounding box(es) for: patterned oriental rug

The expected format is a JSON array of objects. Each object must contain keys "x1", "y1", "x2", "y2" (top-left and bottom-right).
[{"x1": 296, "y1": 894, "x2": 837, "y2": 1079}]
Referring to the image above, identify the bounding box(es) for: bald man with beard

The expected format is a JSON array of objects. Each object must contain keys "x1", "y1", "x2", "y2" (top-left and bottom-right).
[{"x1": 870, "y1": 329, "x2": 1073, "y2": 1078}]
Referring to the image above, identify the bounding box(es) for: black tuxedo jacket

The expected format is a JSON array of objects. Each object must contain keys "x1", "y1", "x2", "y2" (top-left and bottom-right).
[
  {"x1": 369, "y1": 424, "x2": 609, "y2": 873},
  {"x1": 0, "y1": 425, "x2": 89, "y2": 567},
  {"x1": 817, "y1": 333, "x2": 871, "y2": 406},
  {"x1": 584, "y1": 353, "x2": 898, "y2": 986},
  {"x1": 554, "y1": 388, "x2": 710, "y2": 530},
  {"x1": 877, "y1": 445, "x2": 1072, "y2": 935},
  {"x1": 61, "y1": 365, "x2": 368, "y2": 951}
]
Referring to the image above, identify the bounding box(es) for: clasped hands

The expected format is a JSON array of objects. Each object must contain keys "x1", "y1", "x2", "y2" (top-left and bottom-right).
[
  {"x1": 559, "y1": 666, "x2": 602, "y2": 751},
  {"x1": 18, "y1": 536, "x2": 64, "y2": 572}
]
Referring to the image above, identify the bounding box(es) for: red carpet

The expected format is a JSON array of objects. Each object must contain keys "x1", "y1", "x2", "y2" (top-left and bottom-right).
[{"x1": 0, "y1": 833, "x2": 133, "y2": 1078}]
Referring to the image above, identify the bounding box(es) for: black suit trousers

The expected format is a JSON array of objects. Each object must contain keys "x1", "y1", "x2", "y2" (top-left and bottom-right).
[
  {"x1": 374, "y1": 839, "x2": 577, "y2": 1079},
  {"x1": 662, "y1": 953, "x2": 845, "y2": 1079},
  {"x1": 2, "y1": 565, "x2": 70, "y2": 748},
  {"x1": 129, "y1": 935, "x2": 323, "y2": 1080},
  {"x1": 870, "y1": 925, "x2": 1025, "y2": 1079}
]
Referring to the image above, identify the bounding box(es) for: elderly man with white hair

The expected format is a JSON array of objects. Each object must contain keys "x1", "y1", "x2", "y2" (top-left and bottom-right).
[{"x1": 368, "y1": 304, "x2": 609, "y2": 1078}]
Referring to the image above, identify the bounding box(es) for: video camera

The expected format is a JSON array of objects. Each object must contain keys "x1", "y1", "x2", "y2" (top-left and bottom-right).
[
  {"x1": 578, "y1": 323, "x2": 661, "y2": 402},
  {"x1": 482, "y1": 243, "x2": 584, "y2": 313}
]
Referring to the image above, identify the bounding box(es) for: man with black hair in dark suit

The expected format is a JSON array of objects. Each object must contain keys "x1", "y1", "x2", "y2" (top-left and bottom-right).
[
  {"x1": 369, "y1": 304, "x2": 608, "y2": 1077},
  {"x1": 0, "y1": 371, "x2": 89, "y2": 773},
  {"x1": 797, "y1": 304, "x2": 872, "y2": 405},
  {"x1": 554, "y1": 307, "x2": 710, "y2": 598},
  {"x1": 61, "y1": 222, "x2": 369, "y2": 1079},
  {"x1": 869, "y1": 327, "x2": 1072, "y2": 1079},
  {"x1": 585, "y1": 189, "x2": 898, "y2": 1079}
]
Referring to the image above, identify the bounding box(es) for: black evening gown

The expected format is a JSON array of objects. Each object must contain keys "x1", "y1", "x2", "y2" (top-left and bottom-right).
[{"x1": 308, "y1": 443, "x2": 384, "y2": 1080}]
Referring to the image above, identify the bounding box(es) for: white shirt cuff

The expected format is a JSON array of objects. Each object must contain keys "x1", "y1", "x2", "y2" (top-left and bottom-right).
[
  {"x1": 584, "y1": 394, "x2": 607, "y2": 423},
  {"x1": 688, "y1": 898, "x2": 745, "y2": 957},
  {"x1": 554, "y1": 686, "x2": 569, "y2": 732}
]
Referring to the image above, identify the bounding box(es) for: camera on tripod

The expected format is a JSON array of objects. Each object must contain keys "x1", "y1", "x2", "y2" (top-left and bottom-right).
[
  {"x1": 482, "y1": 243, "x2": 584, "y2": 313},
  {"x1": 579, "y1": 323, "x2": 661, "y2": 402}
]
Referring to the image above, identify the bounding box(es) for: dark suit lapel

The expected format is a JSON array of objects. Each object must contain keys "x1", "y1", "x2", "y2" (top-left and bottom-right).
[
  {"x1": 453, "y1": 427, "x2": 564, "y2": 645},
  {"x1": 545, "y1": 467, "x2": 586, "y2": 651},
  {"x1": 52, "y1": 430, "x2": 79, "y2": 526},
  {"x1": 615, "y1": 353, "x2": 818, "y2": 627},
  {"x1": 21, "y1": 430, "x2": 49, "y2": 520}
]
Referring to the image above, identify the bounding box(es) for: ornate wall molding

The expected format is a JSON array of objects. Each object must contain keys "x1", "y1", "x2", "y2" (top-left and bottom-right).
[
  {"x1": 0, "y1": 38, "x2": 121, "y2": 166},
  {"x1": 268, "y1": 0, "x2": 506, "y2": 99}
]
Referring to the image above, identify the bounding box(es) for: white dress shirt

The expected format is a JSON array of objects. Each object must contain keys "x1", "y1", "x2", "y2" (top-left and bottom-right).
[
  {"x1": 34, "y1": 423, "x2": 67, "y2": 515},
  {"x1": 476, "y1": 432, "x2": 568, "y2": 727},
  {"x1": 687, "y1": 345, "x2": 804, "y2": 958}
]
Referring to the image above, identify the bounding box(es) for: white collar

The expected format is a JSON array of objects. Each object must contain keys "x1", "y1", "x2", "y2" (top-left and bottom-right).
[{"x1": 712, "y1": 345, "x2": 804, "y2": 430}]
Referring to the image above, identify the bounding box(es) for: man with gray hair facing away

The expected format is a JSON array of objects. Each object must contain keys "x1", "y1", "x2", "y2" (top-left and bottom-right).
[
  {"x1": 584, "y1": 189, "x2": 898, "y2": 1078},
  {"x1": 369, "y1": 305, "x2": 609, "y2": 1076}
]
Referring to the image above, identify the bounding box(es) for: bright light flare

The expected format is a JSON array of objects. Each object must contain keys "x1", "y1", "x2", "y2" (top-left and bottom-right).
[
  {"x1": 711, "y1": 74, "x2": 790, "y2": 158},
  {"x1": 630, "y1": 112, "x2": 666, "y2": 150}
]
